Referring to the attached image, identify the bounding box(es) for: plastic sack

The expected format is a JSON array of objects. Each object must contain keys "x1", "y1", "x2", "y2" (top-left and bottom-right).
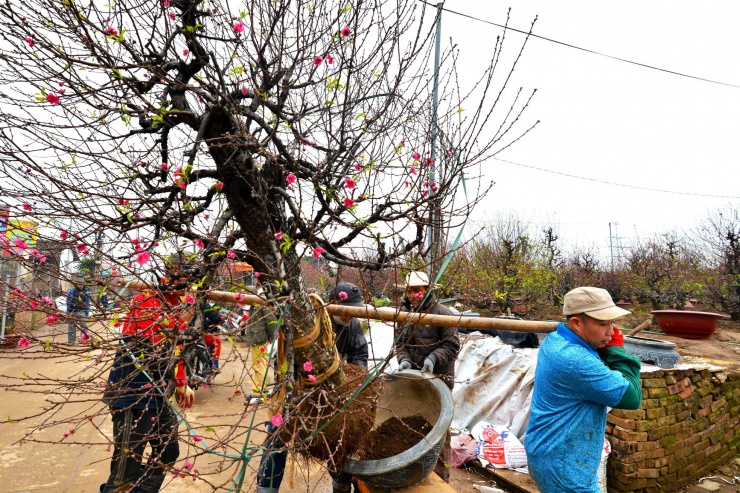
[{"x1": 471, "y1": 421, "x2": 527, "y2": 469}]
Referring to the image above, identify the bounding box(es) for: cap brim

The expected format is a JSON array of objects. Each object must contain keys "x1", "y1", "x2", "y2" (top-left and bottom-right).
[{"x1": 585, "y1": 305, "x2": 631, "y2": 320}]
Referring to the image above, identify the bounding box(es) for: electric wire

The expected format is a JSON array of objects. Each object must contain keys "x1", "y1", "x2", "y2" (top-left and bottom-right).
[
  {"x1": 492, "y1": 157, "x2": 740, "y2": 199},
  {"x1": 421, "y1": 1, "x2": 740, "y2": 89}
]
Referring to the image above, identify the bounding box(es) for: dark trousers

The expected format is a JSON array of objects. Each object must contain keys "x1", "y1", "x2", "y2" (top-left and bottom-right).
[
  {"x1": 258, "y1": 425, "x2": 352, "y2": 489},
  {"x1": 101, "y1": 406, "x2": 180, "y2": 493}
]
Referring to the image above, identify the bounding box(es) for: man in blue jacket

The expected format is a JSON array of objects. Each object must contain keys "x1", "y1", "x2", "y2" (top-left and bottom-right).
[
  {"x1": 525, "y1": 287, "x2": 642, "y2": 493},
  {"x1": 66, "y1": 277, "x2": 90, "y2": 344}
]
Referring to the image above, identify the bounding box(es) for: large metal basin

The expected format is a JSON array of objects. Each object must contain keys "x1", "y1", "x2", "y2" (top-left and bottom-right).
[{"x1": 343, "y1": 370, "x2": 453, "y2": 490}]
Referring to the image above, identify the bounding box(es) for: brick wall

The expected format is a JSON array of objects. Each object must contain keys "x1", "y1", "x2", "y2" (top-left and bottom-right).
[{"x1": 605, "y1": 367, "x2": 740, "y2": 492}]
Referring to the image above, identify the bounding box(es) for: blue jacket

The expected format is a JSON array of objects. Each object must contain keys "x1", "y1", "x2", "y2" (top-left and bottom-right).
[
  {"x1": 66, "y1": 287, "x2": 90, "y2": 313},
  {"x1": 525, "y1": 323, "x2": 640, "y2": 493}
]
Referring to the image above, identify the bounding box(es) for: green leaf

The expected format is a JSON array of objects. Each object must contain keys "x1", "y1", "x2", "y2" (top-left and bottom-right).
[
  {"x1": 7, "y1": 416, "x2": 15, "y2": 424},
  {"x1": 205, "y1": 427, "x2": 216, "y2": 432}
]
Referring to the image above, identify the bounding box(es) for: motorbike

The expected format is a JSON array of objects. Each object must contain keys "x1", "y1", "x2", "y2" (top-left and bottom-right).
[{"x1": 179, "y1": 306, "x2": 224, "y2": 389}]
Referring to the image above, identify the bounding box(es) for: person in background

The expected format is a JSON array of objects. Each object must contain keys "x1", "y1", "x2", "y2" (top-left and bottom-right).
[
  {"x1": 394, "y1": 271, "x2": 460, "y2": 483},
  {"x1": 202, "y1": 303, "x2": 224, "y2": 378},
  {"x1": 327, "y1": 282, "x2": 368, "y2": 369},
  {"x1": 256, "y1": 282, "x2": 369, "y2": 493},
  {"x1": 244, "y1": 284, "x2": 278, "y2": 403},
  {"x1": 66, "y1": 276, "x2": 90, "y2": 345},
  {"x1": 100, "y1": 263, "x2": 196, "y2": 493},
  {"x1": 525, "y1": 287, "x2": 642, "y2": 493}
]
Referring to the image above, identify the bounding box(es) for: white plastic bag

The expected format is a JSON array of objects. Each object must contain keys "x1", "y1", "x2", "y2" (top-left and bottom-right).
[{"x1": 471, "y1": 421, "x2": 527, "y2": 469}]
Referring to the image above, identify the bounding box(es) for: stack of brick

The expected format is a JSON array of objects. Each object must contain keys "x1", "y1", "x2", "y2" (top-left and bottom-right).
[{"x1": 605, "y1": 366, "x2": 740, "y2": 492}]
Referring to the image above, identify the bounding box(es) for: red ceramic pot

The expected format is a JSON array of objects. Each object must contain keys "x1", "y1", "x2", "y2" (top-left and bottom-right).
[{"x1": 650, "y1": 310, "x2": 727, "y2": 339}]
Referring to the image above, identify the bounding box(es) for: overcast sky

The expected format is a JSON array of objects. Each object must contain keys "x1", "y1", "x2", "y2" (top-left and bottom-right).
[{"x1": 433, "y1": 1, "x2": 740, "y2": 257}]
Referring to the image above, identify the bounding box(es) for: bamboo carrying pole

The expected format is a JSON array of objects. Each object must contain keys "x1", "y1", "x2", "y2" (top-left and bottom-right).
[{"x1": 112, "y1": 279, "x2": 558, "y2": 333}]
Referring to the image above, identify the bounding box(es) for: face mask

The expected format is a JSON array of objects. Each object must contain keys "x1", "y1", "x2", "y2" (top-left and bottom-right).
[{"x1": 332, "y1": 315, "x2": 347, "y2": 326}]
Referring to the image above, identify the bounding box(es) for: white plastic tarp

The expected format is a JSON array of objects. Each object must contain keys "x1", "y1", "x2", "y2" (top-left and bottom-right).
[
  {"x1": 452, "y1": 334, "x2": 538, "y2": 439},
  {"x1": 366, "y1": 321, "x2": 399, "y2": 373}
]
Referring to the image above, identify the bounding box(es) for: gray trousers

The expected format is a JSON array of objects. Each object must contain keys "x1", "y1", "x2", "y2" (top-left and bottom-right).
[{"x1": 66, "y1": 310, "x2": 88, "y2": 344}]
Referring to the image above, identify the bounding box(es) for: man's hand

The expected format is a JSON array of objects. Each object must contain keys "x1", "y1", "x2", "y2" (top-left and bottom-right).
[
  {"x1": 176, "y1": 385, "x2": 195, "y2": 408},
  {"x1": 603, "y1": 327, "x2": 624, "y2": 349},
  {"x1": 422, "y1": 357, "x2": 434, "y2": 373},
  {"x1": 397, "y1": 359, "x2": 412, "y2": 371}
]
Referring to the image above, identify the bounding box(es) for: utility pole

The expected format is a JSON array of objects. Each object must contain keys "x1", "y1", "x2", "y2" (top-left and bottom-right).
[
  {"x1": 609, "y1": 222, "x2": 622, "y2": 272},
  {"x1": 428, "y1": 2, "x2": 443, "y2": 279}
]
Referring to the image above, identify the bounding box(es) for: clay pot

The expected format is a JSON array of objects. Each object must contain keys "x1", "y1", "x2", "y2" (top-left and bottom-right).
[
  {"x1": 343, "y1": 370, "x2": 453, "y2": 490},
  {"x1": 650, "y1": 310, "x2": 728, "y2": 340}
]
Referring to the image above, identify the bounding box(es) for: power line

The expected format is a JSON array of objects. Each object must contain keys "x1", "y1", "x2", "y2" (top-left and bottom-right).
[
  {"x1": 492, "y1": 157, "x2": 740, "y2": 199},
  {"x1": 420, "y1": 1, "x2": 740, "y2": 89}
]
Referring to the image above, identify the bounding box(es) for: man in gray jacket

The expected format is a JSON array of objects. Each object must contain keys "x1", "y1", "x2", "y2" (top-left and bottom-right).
[{"x1": 394, "y1": 271, "x2": 460, "y2": 482}]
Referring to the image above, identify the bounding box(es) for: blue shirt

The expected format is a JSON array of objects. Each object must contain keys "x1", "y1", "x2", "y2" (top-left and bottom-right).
[{"x1": 525, "y1": 323, "x2": 629, "y2": 493}]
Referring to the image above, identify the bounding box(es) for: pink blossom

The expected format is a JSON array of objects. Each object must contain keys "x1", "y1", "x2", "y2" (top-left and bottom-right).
[
  {"x1": 423, "y1": 158, "x2": 434, "y2": 168},
  {"x1": 142, "y1": 383, "x2": 152, "y2": 389},
  {"x1": 344, "y1": 178, "x2": 356, "y2": 189},
  {"x1": 353, "y1": 163, "x2": 362, "y2": 171},
  {"x1": 106, "y1": 27, "x2": 119, "y2": 36},
  {"x1": 233, "y1": 21, "x2": 244, "y2": 33},
  {"x1": 59, "y1": 88, "x2": 66, "y2": 95},
  {"x1": 233, "y1": 293, "x2": 244, "y2": 302},
  {"x1": 260, "y1": 346, "x2": 266, "y2": 353},
  {"x1": 184, "y1": 294, "x2": 195, "y2": 305},
  {"x1": 163, "y1": 0, "x2": 170, "y2": 6},
  {"x1": 182, "y1": 49, "x2": 189, "y2": 56},
  {"x1": 161, "y1": 162, "x2": 168, "y2": 170},
  {"x1": 410, "y1": 165, "x2": 417, "y2": 175},
  {"x1": 242, "y1": 85, "x2": 248, "y2": 96},
  {"x1": 338, "y1": 291, "x2": 348, "y2": 300},
  {"x1": 17, "y1": 337, "x2": 30, "y2": 349},
  {"x1": 286, "y1": 173, "x2": 296, "y2": 184},
  {"x1": 431, "y1": 182, "x2": 439, "y2": 192},
  {"x1": 22, "y1": 203, "x2": 32, "y2": 212},
  {"x1": 168, "y1": 10, "x2": 176, "y2": 20},
  {"x1": 414, "y1": 291, "x2": 424, "y2": 299},
  {"x1": 411, "y1": 152, "x2": 421, "y2": 161},
  {"x1": 326, "y1": 53, "x2": 334, "y2": 65},
  {"x1": 60, "y1": 230, "x2": 68, "y2": 240},
  {"x1": 13, "y1": 238, "x2": 28, "y2": 250},
  {"x1": 215, "y1": 181, "x2": 224, "y2": 191},
  {"x1": 342, "y1": 197, "x2": 354, "y2": 208},
  {"x1": 46, "y1": 93, "x2": 60, "y2": 105},
  {"x1": 340, "y1": 26, "x2": 351, "y2": 37},
  {"x1": 312, "y1": 55, "x2": 323, "y2": 66},
  {"x1": 135, "y1": 251, "x2": 151, "y2": 266},
  {"x1": 80, "y1": 332, "x2": 88, "y2": 345},
  {"x1": 29, "y1": 301, "x2": 38, "y2": 309},
  {"x1": 227, "y1": 249, "x2": 236, "y2": 259},
  {"x1": 308, "y1": 375, "x2": 317, "y2": 383},
  {"x1": 46, "y1": 316, "x2": 56, "y2": 324},
  {"x1": 184, "y1": 461, "x2": 193, "y2": 469},
  {"x1": 191, "y1": 435, "x2": 203, "y2": 442},
  {"x1": 271, "y1": 413, "x2": 283, "y2": 427},
  {"x1": 42, "y1": 297, "x2": 53, "y2": 305},
  {"x1": 194, "y1": 239, "x2": 204, "y2": 249},
  {"x1": 254, "y1": 272, "x2": 261, "y2": 278},
  {"x1": 312, "y1": 247, "x2": 325, "y2": 260},
  {"x1": 274, "y1": 232, "x2": 284, "y2": 241},
  {"x1": 24, "y1": 36, "x2": 34, "y2": 48},
  {"x1": 303, "y1": 360, "x2": 313, "y2": 372}
]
